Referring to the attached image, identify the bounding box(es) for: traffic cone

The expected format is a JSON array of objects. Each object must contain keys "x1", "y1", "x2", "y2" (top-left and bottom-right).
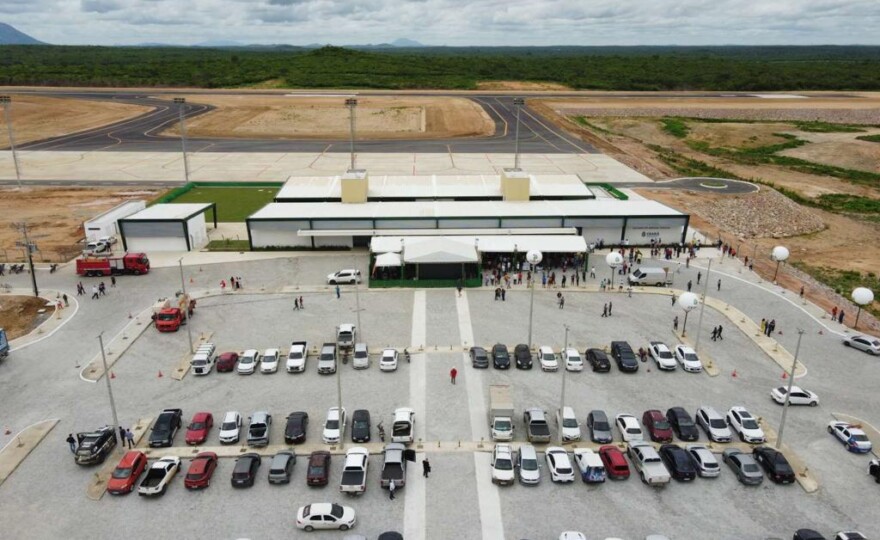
[
  {"x1": 818, "y1": 330, "x2": 824, "y2": 335},
  {"x1": 731, "y1": 369, "x2": 738, "y2": 378},
  {"x1": 110, "y1": 372, "x2": 116, "y2": 379},
  {"x1": 128, "y1": 312, "x2": 132, "y2": 319},
  {"x1": 157, "y1": 370, "x2": 164, "y2": 378},
  {"x1": 781, "y1": 372, "x2": 788, "y2": 379}
]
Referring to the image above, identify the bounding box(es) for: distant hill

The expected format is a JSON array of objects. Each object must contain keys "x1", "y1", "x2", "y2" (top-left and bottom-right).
[
  {"x1": 391, "y1": 38, "x2": 423, "y2": 47},
  {"x1": 0, "y1": 22, "x2": 44, "y2": 45}
]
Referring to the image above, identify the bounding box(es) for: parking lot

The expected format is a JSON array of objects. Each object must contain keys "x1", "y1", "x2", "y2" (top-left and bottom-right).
[{"x1": 0, "y1": 252, "x2": 878, "y2": 539}]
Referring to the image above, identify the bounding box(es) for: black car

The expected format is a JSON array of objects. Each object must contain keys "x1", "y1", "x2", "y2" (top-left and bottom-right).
[
  {"x1": 793, "y1": 530, "x2": 827, "y2": 540},
  {"x1": 231, "y1": 453, "x2": 261, "y2": 488},
  {"x1": 378, "y1": 533, "x2": 404, "y2": 540},
  {"x1": 585, "y1": 348, "x2": 611, "y2": 372},
  {"x1": 658, "y1": 444, "x2": 697, "y2": 481},
  {"x1": 74, "y1": 426, "x2": 117, "y2": 465},
  {"x1": 285, "y1": 411, "x2": 309, "y2": 444},
  {"x1": 149, "y1": 408, "x2": 183, "y2": 448},
  {"x1": 610, "y1": 341, "x2": 639, "y2": 372},
  {"x1": 514, "y1": 344, "x2": 533, "y2": 369},
  {"x1": 492, "y1": 344, "x2": 510, "y2": 369},
  {"x1": 469, "y1": 346, "x2": 489, "y2": 369},
  {"x1": 666, "y1": 407, "x2": 699, "y2": 441},
  {"x1": 753, "y1": 446, "x2": 796, "y2": 484},
  {"x1": 871, "y1": 458, "x2": 880, "y2": 483},
  {"x1": 351, "y1": 409, "x2": 371, "y2": 443}
]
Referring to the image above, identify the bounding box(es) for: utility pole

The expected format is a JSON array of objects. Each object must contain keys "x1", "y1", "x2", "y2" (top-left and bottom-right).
[
  {"x1": 173, "y1": 98, "x2": 191, "y2": 183},
  {"x1": 12, "y1": 222, "x2": 39, "y2": 297},
  {"x1": 776, "y1": 328, "x2": 805, "y2": 450},
  {"x1": 0, "y1": 95, "x2": 22, "y2": 189},
  {"x1": 336, "y1": 352, "x2": 344, "y2": 450},
  {"x1": 98, "y1": 333, "x2": 122, "y2": 454},
  {"x1": 513, "y1": 98, "x2": 524, "y2": 170},
  {"x1": 345, "y1": 98, "x2": 358, "y2": 171},
  {"x1": 559, "y1": 324, "x2": 569, "y2": 443},
  {"x1": 693, "y1": 258, "x2": 712, "y2": 353},
  {"x1": 526, "y1": 250, "x2": 543, "y2": 347},
  {"x1": 354, "y1": 265, "x2": 362, "y2": 340}
]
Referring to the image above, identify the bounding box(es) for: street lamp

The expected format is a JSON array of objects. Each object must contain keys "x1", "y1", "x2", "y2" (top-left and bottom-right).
[
  {"x1": 512, "y1": 98, "x2": 524, "y2": 170},
  {"x1": 173, "y1": 98, "x2": 191, "y2": 183},
  {"x1": 605, "y1": 251, "x2": 623, "y2": 289},
  {"x1": 345, "y1": 97, "x2": 358, "y2": 171},
  {"x1": 0, "y1": 96, "x2": 22, "y2": 189},
  {"x1": 852, "y1": 287, "x2": 874, "y2": 330},
  {"x1": 776, "y1": 329, "x2": 805, "y2": 450},
  {"x1": 178, "y1": 258, "x2": 194, "y2": 354},
  {"x1": 559, "y1": 324, "x2": 570, "y2": 443},
  {"x1": 771, "y1": 246, "x2": 789, "y2": 283},
  {"x1": 678, "y1": 292, "x2": 699, "y2": 337},
  {"x1": 693, "y1": 259, "x2": 712, "y2": 353},
  {"x1": 354, "y1": 264, "x2": 362, "y2": 340},
  {"x1": 98, "y1": 333, "x2": 122, "y2": 454},
  {"x1": 526, "y1": 250, "x2": 543, "y2": 347}
]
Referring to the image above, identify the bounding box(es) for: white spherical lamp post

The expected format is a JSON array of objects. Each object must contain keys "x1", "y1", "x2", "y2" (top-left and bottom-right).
[
  {"x1": 678, "y1": 291, "x2": 699, "y2": 337},
  {"x1": 852, "y1": 287, "x2": 874, "y2": 330},
  {"x1": 605, "y1": 251, "x2": 624, "y2": 289},
  {"x1": 526, "y1": 250, "x2": 543, "y2": 347},
  {"x1": 771, "y1": 246, "x2": 790, "y2": 283}
]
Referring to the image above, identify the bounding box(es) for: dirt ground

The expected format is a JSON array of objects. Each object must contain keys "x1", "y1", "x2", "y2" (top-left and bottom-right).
[
  {"x1": 0, "y1": 296, "x2": 50, "y2": 340},
  {"x1": 158, "y1": 95, "x2": 495, "y2": 140},
  {"x1": 0, "y1": 95, "x2": 150, "y2": 146},
  {"x1": 0, "y1": 187, "x2": 162, "y2": 262},
  {"x1": 476, "y1": 81, "x2": 571, "y2": 91},
  {"x1": 541, "y1": 94, "x2": 880, "y2": 115}
]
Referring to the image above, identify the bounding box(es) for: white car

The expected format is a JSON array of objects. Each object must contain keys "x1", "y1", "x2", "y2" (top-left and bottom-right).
[
  {"x1": 539, "y1": 346, "x2": 558, "y2": 372},
  {"x1": 491, "y1": 443, "x2": 516, "y2": 486},
  {"x1": 726, "y1": 406, "x2": 766, "y2": 443},
  {"x1": 137, "y1": 456, "x2": 180, "y2": 497},
  {"x1": 98, "y1": 235, "x2": 117, "y2": 246},
  {"x1": 545, "y1": 446, "x2": 575, "y2": 483},
  {"x1": 327, "y1": 269, "x2": 362, "y2": 285},
  {"x1": 557, "y1": 406, "x2": 581, "y2": 442},
  {"x1": 686, "y1": 444, "x2": 721, "y2": 477},
  {"x1": 260, "y1": 348, "x2": 280, "y2": 373},
  {"x1": 674, "y1": 344, "x2": 702, "y2": 373},
  {"x1": 515, "y1": 444, "x2": 541, "y2": 485},
  {"x1": 563, "y1": 348, "x2": 584, "y2": 372},
  {"x1": 615, "y1": 414, "x2": 643, "y2": 442},
  {"x1": 770, "y1": 385, "x2": 819, "y2": 406},
  {"x1": 286, "y1": 342, "x2": 307, "y2": 373},
  {"x1": 827, "y1": 421, "x2": 873, "y2": 453},
  {"x1": 296, "y1": 503, "x2": 357, "y2": 532},
  {"x1": 559, "y1": 534, "x2": 587, "y2": 540},
  {"x1": 842, "y1": 334, "x2": 880, "y2": 355},
  {"x1": 649, "y1": 341, "x2": 677, "y2": 370},
  {"x1": 696, "y1": 406, "x2": 732, "y2": 443},
  {"x1": 379, "y1": 348, "x2": 399, "y2": 371},
  {"x1": 352, "y1": 343, "x2": 370, "y2": 369},
  {"x1": 237, "y1": 349, "x2": 261, "y2": 375},
  {"x1": 218, "y1": 411, "x2": 242, "y2": 444},
  {"x1": 322, "y1": 407, "x2": 346, "y2": 444}
]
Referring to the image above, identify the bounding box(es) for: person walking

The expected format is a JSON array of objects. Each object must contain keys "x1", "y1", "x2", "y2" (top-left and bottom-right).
[
  {"x1": 294, "y1": 297, "x2": 299, "y2": 310},
  {"x1": 838, "y1": 310, "x2": 845, "y2": 324},
  {"x1": 450, "y1": 367, "x2": 458, "y2": 384},
  {"x1": 501, "y1": 288, "x2": 506, "y2": 301},
  {"x1": 91, "y1": 285, "x2": 99, "y2": 300},
  {"x1": 590, "y1": 266, "x2": 596, "y2": 279},
  {"x1": 711, "y1": 327, "x2": 718, "y2": 341},
  {"x1": 66, "y1": 433, "x2": 77, "y2": 454},
  {"x1": 125, "y1": 429, "x2": 135, "y2": 449},
  {"x1": 760, "y1": 318, "x2": 766, "y2": 334},
  {"x1": 673, "y1": 316, "x2": 679, "y2": 331},
  {"x1": 111, "y1": 276, "x2": 116, "y2": 288},
  {"x1": 832, "y1": 306, "x2": 838, "y2": 320},
  {"x1": 558, "y1": 295, "x2": 565, "y2": 309},
  {"x1": 99, "y1": 282, "x2": 106, "y2": 296},
  {"x1": 717, "y1": 325, "x2": 723, "y2": 340},
  {"x1": 768, "y1": 319, "x2": 776, "y2": 336},
  {"x1": 220, "y1": 279, "x2": 226, "y2": 290},
  {"x1": 671, "y1": 293, "x2": 676, "y2": 306},
  {"x1": 799, "y1": 286, "x2": 805, "y2": 298},
  {"x1": 457, "y1": 284, "x2": 463, "y2": 297},
  {"x1": 687, "y1": 280, "x2": 692, "y2": 292},
  {"x1": 76, "y1": 282, "x2": 84, "y2": 296},
  {"x1": 63, "y1": 293, "x2": 69, "y2": 307},
  {"x1": 299, "y1": 296, "x2": 304, "y2": 309},
  {"x1": 561, "y1": 275, "x2": 567, "y2": 288},
  {"x1": 602, "y1": 303, "x2": 608, "y2": 317},
  {"x1": 422, "y1": 459, "x2": 432, "y2": 478},
  {"x1": 608, "y1": 301, "x2": 613, "y2": 316},
  {"x1": 697, "y1": 272, "x2": 702, "y2": 285},
  {"x1": 119, "y1": 426, "x2": 126, "y2": 445},
  {"x1": 388, "y1": 479, "x2": 396, "y2": 500},
  {"x1": 717, "y1": 279, "x2": 721, "y2": 291},
  {"x1": 335, "y1": 285, "x2": 341, "y2": 299}
]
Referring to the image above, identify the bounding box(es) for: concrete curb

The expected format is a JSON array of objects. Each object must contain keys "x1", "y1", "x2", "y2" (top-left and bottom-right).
[
  {"x1": 0, "y1": 419, "x2": 60, "y2": 487},
  {"x1": 86, "y1": 417, "x2": 152, "y2": 501},
  {"x1": 79, "y1": 305, "x2": 156, "y2": 383},
  {"x1": 3, "y1": 289, "x2": 78, "y2": 352}
]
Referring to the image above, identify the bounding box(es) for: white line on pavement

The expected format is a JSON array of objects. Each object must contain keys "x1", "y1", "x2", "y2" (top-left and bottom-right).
[
  {"x1": 457, "y1": 291, "x2": 504, "y2": 540},
  {"x1": 405, "y1": 290, "x2": 427, "y2": 540}
]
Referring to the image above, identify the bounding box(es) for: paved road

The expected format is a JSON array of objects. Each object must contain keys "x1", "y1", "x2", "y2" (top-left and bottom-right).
[
  {"x1": 9, "y1": 91, "x2": 596, "y2": 154},
  {"x1": 617, "y1": 177, "x2": 759, "y2": 194}
]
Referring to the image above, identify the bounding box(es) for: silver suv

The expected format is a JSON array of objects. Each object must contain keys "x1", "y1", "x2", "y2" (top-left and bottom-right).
[
  {"x1": 696, "y1": 406, "x2": 732, "y2": 443},
  {"x1": 353, "y1": 343, "x2": 369, "y2": 369}
]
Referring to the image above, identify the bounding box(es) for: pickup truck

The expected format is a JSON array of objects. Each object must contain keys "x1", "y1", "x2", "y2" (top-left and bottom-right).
[
  {"x1": 628, "y1": 442, "x2": 671, "y2": 486},
  {"x1": 149, "y1": 408, "x2": 183, "y2": 447},
  {"x1": 524, "y1": 408, "x2": 551, "y2": 443},
  {"x1": 318, "y1": 343, "x2": 337, "y2": 374},
  {"x1": 391, "y1": 408, "x2": 415, "y2": 444},
  {"x1": 286, "y1": 341, "x2": 308, "y2": 373},
  {"x1": 488, "y1": 385, "x2": 514, "y2": 441},
  {"x1": 337, "y1": 323, "x2": 356, "y2": 350},
  {"x1": 339, "y1": 446, "x2": 370, "y2": 495},
  {"x1": 381, "y1": 442, "x2": 413, "y2": 489},
  {"x1": 138, "y1": 456, "x2": 181, "y2": 497},
  {"x1": 573, "y1": 448, "x2": 606, "y2": 483},
  {"x1": 247, "y1": 411, "x2": 272, "y2": 447}
]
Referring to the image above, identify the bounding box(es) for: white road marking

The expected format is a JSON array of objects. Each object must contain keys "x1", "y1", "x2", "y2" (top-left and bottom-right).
[
  {"x1": 457, "y1": 291, "x2": 505, "y2": 540},
  {"x1": 405, "y1": 290, "x2": 427, "y2": 540}
]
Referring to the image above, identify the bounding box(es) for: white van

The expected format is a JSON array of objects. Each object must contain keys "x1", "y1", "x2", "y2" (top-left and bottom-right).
[{"x1": 627, "y1": 267, "x2": 672, "y2": 287}]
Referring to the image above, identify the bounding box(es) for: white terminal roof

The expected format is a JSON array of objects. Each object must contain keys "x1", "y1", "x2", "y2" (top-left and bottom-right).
[
  {"x1": 250, "y1": 198, "x2": 682, "y2": 220},
  {"x1": 275, "y1": 174, "x2": 593, "y2": 200},
  {"x1": 371, "y1": 235, "x2": 587, "y2": 254},
  {"x1": 123, "y1": 203, "x2": 213, "y2": 221}
]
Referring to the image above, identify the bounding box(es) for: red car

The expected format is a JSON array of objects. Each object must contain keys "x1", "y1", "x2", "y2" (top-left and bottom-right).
[
  {"x1": 216, "y1": 352, "x2": 239, "y2": 372},
  {"x1": 185, "y1": 412, "x2": 213, "y2": 445},
  {"x1": 107, "y1": 450, "x2": 148, "y2": 495},
  {"x1": 642, "y1": 409, "x2": 674, "y2": 443},
  {"x1": 599, "y1": 445, "x2": 630, "y2": 480},
  {"x1": 184, "y1": 452, "x2": 218, "y2": 489},
  {"x1": 306, "y1": 450, "x2": 331, "y2": 486}
]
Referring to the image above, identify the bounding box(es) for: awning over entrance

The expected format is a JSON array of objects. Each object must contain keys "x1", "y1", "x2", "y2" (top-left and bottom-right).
[
  {"x1": 374, "y1": 252, "x2": 402, "y2": 267},
  {"x1": 371, "y1": 235, "x2": 586, "y2": 255},
  {"x1": 402, "y1": 237, "x2": 479, "y2": 264}
]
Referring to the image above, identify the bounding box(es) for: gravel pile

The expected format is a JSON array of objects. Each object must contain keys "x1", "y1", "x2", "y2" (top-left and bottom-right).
[
  {"x1": 689, "y1": 188, "x2": 825, "y2": 238},
  {"x1": 567, "y1": 108, "x2": 880, "y2": 125}
]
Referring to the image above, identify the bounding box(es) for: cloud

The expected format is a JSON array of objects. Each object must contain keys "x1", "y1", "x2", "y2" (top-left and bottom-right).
[{"x1": 81, "y1": 0, "x2": 124, "y2": 13}]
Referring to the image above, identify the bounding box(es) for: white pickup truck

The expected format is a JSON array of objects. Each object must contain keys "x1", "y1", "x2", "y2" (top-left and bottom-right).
[
  {"x1": 628, "y1": 442, "x2": 671, "y2": 486},
  {"x1": 138, "y1": 456, "x2": 180, "y2": 497},
  {"x1": 339, "y1": 447, "x2": 369, "y2": 495},
  {"x1": 286, "y1": 341, "x2": 308, "y2": 373}
]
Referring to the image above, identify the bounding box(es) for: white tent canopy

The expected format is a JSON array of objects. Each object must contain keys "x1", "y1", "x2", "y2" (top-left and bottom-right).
[
  {"x1": 374, "y1": 252, "x2": 402, "y2": 267},
  {"x1": 403, "y1": 237, "x2": 478, "y2": 264},
  {"x1": 371, "y1": 235, "x2": 586, "y2": 255}
]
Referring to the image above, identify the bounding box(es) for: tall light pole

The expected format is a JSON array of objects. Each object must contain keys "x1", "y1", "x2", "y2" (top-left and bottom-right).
[
  {"x1": 693, "y1": 258, "x2": 712, "y2": 353},
  {"x1": 173, "y1": 98, "x2": 191, "y2": 183},
  {"x1": 852, "y1": 287, "x2": 874, "y2": 330},
  {"x1": 98, "y1": 333, "x2": 122, "y2": 454},
  {"x1": 513, "y1": 98, "x2": 524, "y2": 170},
  {"x1": 178, "y1": 258, "x2": 194, "y2": 353},
  {"x1": 771, "y1": 246, "x2": 789, "y2": 283},
  {"x1": 678, "y1": 292, "x2": 699, "y2": 337},
  {"x1": 336, "y1": 350, "x2": 344, "y2": 450},
  {"x1": 0, "y1": 95, "x2": 22, "y2": 189},
  {"x1": 605, "y1": 251, "x2": 623, "y2": 289},
  {"x1": 776, "y1": 328, "x2": 805, "y2": 450},
  {"x1": 559, "y1": 324, "x2": 569, "y2": 443},
  {"x1": 526, "y1": 250, "x2": 543, "y2": 347},
  {"x1": 345, "y1": 97, "x2": 358, "y2": 171},
  {"x1": 354, "y1": 265, "x2": 362, "y2": 340}
]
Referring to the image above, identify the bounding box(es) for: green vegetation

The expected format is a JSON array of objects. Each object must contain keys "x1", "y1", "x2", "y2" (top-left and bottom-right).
[
  {"x1": 571, "y1": 117, "x2": 612, "y2": 134},
  {"x1": 792, "y1": 121, "x2": 866, "y2": 133},
  {"x1": 814, "y1": 194, "x2": 880, "y2": 216},
  {"x1": 856, "y1": 134, "x2": 880, "y2": 143},
  {"x1": 206, "y1": 239, "x2": 251, "y2": 251},
  {"x1": 4, "y1": 45, "x2": 880, "y2": 89},
  {"x1": 660, "y1": 118, "x2": 690, "y2": 138},
  {"x1": 791, "y1": 262, "x2": 880, "y2": 316},
  {"x1": 647, "y1": 144, "x2": 745, "y2": 179},
  {"x1": 166, "y1": 186, "x2": 279, "y2": 222},
  {"x1": 586, "y1": 183, "x2": 629, "y2": 200}
]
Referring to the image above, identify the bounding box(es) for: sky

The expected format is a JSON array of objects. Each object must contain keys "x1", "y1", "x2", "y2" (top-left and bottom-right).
[{"x1": 3, "y1": 0, "x2": 880, "y2": 46}]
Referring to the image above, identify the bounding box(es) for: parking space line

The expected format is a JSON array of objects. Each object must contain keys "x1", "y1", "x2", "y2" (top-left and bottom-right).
[
  {"x1": 457, "y1": 291, "x2": 504, "y2": 540},
  {"x1": 405, "y1": 290, "x2": 427, "y2": 540}
]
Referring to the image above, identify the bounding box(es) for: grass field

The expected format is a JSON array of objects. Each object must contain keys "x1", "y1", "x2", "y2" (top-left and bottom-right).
[{"x1": 169, "y1": 186, "x2": 279, "y2": 222}]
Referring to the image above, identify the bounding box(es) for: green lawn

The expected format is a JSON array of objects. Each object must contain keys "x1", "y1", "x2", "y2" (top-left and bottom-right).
[{"x1": 169, "y1": 186, "x2": 279, "y2": 222}]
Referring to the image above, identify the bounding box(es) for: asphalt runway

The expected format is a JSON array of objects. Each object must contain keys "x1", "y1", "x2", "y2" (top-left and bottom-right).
[{"x1": 10, "y1": 91, "x2": 597, "y2": 154}]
